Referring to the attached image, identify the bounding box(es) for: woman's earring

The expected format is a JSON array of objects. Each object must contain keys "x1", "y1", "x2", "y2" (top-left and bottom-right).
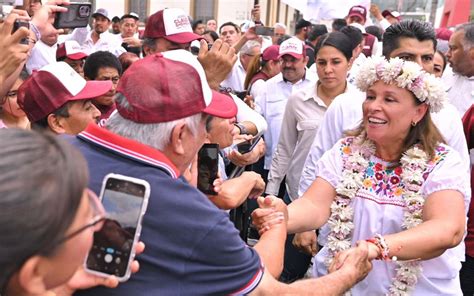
[{"x1": 411, "y1": 121, "x2": 417, "y2": 127}]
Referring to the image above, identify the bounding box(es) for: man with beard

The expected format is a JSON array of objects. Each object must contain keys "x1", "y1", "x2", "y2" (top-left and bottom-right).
[
  {"x1": 255, "y1": 37, "x2": 316, "y2": 180},
  {"x1": 445, "y1": 22, "x2": 474, "y2": 117},
  {"x1": 81, "y1": 8, "x2": 125, "y2": 57}
]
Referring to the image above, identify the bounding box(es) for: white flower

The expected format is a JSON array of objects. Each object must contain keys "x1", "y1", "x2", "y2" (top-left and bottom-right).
[
  {"x1": 330, "y1": 202, "x2": 354, "y2": 220},
  {"x1": 328, "y1": 218, "x2": 354, "y2": 236},
  {"x1": 327, "y1": 236, "x2": 352, "y2": 252}
]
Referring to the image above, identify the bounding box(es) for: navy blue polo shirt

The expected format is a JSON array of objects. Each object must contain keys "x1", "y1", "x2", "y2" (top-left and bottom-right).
[{"x1": 72, "y1": 124, "x2": 263, "y2": 295}]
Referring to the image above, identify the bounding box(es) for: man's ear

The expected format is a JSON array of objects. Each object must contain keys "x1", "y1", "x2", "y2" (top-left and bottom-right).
[
  {"x1": 47, "y1": 114, "x2": 66, "y2": 134},
  {"x1": 15, "y1": 256, "x2": 48, "y2": 295},
  {"x1": 169, "y1": 121, "x2": 187, "y2": 156}
]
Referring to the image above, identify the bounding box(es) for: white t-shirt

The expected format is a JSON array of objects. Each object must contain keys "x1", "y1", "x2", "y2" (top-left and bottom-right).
[{"x1": 312, "y1": 138, "x2": 470, "y2": 295}]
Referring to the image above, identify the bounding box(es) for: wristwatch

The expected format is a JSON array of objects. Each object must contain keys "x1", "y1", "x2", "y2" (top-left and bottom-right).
[{"x1": 234, "y1": 123, "x2": 249, "y2": 135}]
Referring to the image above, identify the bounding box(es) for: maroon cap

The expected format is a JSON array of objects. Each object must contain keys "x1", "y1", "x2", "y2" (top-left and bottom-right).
[
  {"x1": 262, "y1": 45, "x2": 280, "y2": 61},
  {"x1": 143, "y1": 8, "x2": 201, "y2": 44},
  {"x1": 17, "y1": 62, "x2": 112, "y2": 123},
  {"x1": 436, "y1": 28, "x2": 453, "y2": 41},
  {"x1": 115, "y1": 50, "x2": 237, "y2": 123},
  {"x1": 382, "y1": 10, "x2": 401, "y2": 20},
  {"x1": 56, "y1": 40, "x2": 88, "y2": 61},
  {"x1": 347, "y1": 5, "x2": 367, "y2": 23}
]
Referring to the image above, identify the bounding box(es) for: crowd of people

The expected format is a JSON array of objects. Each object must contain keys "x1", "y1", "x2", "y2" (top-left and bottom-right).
[{"x1": 0, "y1": 0, "x2": 473, "y2": 295}]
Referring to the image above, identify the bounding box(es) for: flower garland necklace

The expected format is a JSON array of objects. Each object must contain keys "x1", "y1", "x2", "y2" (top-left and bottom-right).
[{"x1": 326, "y1": 133, "x2": 430, "y2": 295}]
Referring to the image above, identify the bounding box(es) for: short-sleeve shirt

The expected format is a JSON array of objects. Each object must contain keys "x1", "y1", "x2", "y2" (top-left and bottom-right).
[
  {"x1": 72, "y1": 124, "x2": 264, "y2": 296},
  {"x1": 312, "y1": 137, "x2": 470, "y2": 295}
]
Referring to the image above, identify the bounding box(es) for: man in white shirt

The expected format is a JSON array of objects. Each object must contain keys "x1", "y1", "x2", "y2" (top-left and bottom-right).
[
  {"x1": 445, "y1": 22, "x2": 474, "y2": 117},
  {"x1": 81, "y1": 8, "x2": 125, "y2": 57},
  {"x1": 256, "y1": 37, "x2": 316, "y2": 173},
  {"x1": 115, "y1": 13, "x2": 141, "y2": 56},
  {"x1": 26, "y1": 31, "x2": 58, "y2": 74},
  {"x1": 221, "y1": 40, "x2": 261, "y2": 92}
]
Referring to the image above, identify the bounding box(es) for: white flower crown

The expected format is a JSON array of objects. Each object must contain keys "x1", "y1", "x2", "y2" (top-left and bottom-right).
[{"x1": 355, "y1": 56, "x2": 446, "y2": 112}]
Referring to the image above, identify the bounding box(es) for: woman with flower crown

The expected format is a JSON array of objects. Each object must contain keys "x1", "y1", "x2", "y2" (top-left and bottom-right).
[{"x1": 254, "y1": 57, "x2": 470, "y2": 295}]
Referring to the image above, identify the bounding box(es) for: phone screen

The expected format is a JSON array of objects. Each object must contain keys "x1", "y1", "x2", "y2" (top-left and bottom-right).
[
  {"x1": 197, "y1": 143, "x2": 219, "y2": 195},
  {"x1": 86, "y1": 177, "x2": 147, "y2": 278}
]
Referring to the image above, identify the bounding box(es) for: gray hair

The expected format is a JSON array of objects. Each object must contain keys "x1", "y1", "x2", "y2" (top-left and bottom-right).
[
  {"x1": 274, "y1": 22, "x2": 287, "y2": 30},
  {"x1": 240, "y1": 40, "x2": 261, "y2": 55},
  {"x1": 455, "y1": 22, "x2": 474, "y2": 51},
  {"x1": 106, "y1": 93, "x2": 203, "y2": 151}
]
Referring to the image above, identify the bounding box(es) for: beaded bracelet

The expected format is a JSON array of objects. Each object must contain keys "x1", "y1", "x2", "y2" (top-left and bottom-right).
[
  {"x1": 366, "y1": 233, "x2": 398, "y2": 261},
  {"x1": 29, "y1": 22, "x2": 41, "y2": 42}
]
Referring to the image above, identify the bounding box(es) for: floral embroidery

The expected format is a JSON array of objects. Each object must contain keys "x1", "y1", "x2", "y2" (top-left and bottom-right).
[{"x1": 327, "y1": 135, "x2": 449, "y2": 295}]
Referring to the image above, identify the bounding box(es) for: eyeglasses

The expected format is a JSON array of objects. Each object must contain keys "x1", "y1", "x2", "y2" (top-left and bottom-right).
[{"x1": 55, "y1": 189, "x2": 106, "y2": 245}]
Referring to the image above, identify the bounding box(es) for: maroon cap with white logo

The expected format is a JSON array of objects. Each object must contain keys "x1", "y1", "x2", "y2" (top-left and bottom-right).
[
  {"x1": 116, "y1": 50, "x2": 237, "y2": 123},
  {"x1": 56, "y1": 40, "x2": 88, "y2": 61},
  {"x1": 143, "y1": 8, "x2": 201, "y2": 44},
  {"x1": 17, "y1": 62, "x2": 112, "y2": 122},
  {"x1": 278, "y1": 37, "x2": 305, "y2": 59}
]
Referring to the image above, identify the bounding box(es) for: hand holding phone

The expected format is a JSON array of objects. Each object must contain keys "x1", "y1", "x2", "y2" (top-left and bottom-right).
[
  {"x1": 53, "y1": 2, "x2": 91, "y2": 29},
  {"x1": 197, "y1": 143, "x2": 219, "y2": 195},
  {"x1": 85, "y1": 174, "x2": 150, "y2": 282},
  {"x1": 236, "y1": 134, "x2": 262, "y2": 154},
  {"x1": 255, "y1": 26, "x2": 274, "y2": 36},
  {"x1": 12, "y1": 19, "x2": 29, "y2": 44}
]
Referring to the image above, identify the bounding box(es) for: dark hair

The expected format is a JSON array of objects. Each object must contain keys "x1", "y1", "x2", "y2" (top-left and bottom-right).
[
  {"x1": 435, "y1": 49, "x2": 447, "y2": 72},
  {"x1": 332, "y1": 18, "x2": 347, "y2": 32},
  {"x1": 31, "y1": 102, "x2": 70, "y2": 131},
  {"x1": 383, "y1": 20, "x2": 437, "y2": 58},
  {"x1": 118, "y1": 52, "x2": 139, "y2": 72},
  {"x1": 456, "y1": 22, "x2": 474, "y2": 49},
  {"x1": 192, "y1": 19, "x2": 204, "y2": 31},
  {"x1": 295, "y1": 19, "x2": 312, "y2": 34},
  {"x1": 348, "y1": 93, "x2": 444, "y2": 159},
  {"x1": 0, "y1": 129, "x2": 88, "y2": 291},
  {"x1": 314, "y1": 32, "x2": 353, "y2": 61},
  {"x1": 340, "y1": 26, "x2": 364, "y2": 51},
  {"x1": 365, "y1": 25, "x2": 384, "y2": 41},
  {"x1": 219, "y1": 22, "x2": 240, "y2": 34},
  {"x1": 308, "y1": 24, "x2": 329, "y2": 42},
  {"x1": 203, "y1": 30, "x2": 219, "y2": 41},
  {"x1": 277, "y1": 34, "x2": 292, "y2": 45},
  {"x1": 112, "y1": 16, "x2": 120, "y2": 23},
  {"x1": 244, "y1": 54, "x2": 263, "y2": 90},
  {"x1": 83, "y1": 51, "x2": 123, "y2": 80}
]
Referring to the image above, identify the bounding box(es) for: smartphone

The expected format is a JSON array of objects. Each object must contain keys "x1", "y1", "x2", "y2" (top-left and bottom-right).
[
  {"x1": 85, "y1": 174, "x2": 150, "y2": 282},
  {"x1": 53, "y1": 2, "x2": 91, "y2": 29},
  {"x1": 255, "y1": 26, "x2": 274, "y2": 36},
  {"x1": 197, "y1": 143, "x2": 219, "y2": 195},
  {"x1": 236, "y1": 134, "x2": 262, "y2": 154},
  {"x1": 12, "y1": 19, "x2": 29, "y2": 44}
]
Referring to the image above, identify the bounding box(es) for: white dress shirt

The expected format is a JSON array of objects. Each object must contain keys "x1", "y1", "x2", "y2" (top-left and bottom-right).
[
  {"x1": 267, "y1": 82, "x2": 358, "y2": 200},
  {"x1": 255, "y1": 72, "x2": 316, "y2": 169},
  {"x1": 26, "y1": 40, "x2": 57, "y2": 74},
  {"x1": 81, "y1": 30, "x2": 126, "y2": 57},
  {"x1": 221, "y1": 56, "x2": 247, "y2": 92},
  {"x1": 443, "y1": 73, "x2": 474, "y2": 117}
]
